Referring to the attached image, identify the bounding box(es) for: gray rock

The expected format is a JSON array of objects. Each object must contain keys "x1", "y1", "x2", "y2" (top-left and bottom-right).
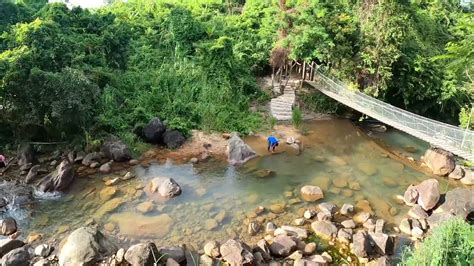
[
  {"x1": 34, "y1": 244, "x2": 52, "y2": 258},
  {"x1": 254, "y1": 239, "x2": 271, "y2": 262},
  {"x1": 0, "y1": 217, "x2": 17, "y2": 236},
  {"x1": 204, "y1": 241, "x2": 220, "y2": 259},
  {"x1": 408, "y1": 205, "x2": 428, "y2": 220},
  {"x1": 399, "y1": 218, "x2": 412, "y2": 235},
  {"x1": 337, "y1": 228, "x2": 352, "y2": 244},
  {"x1": 303, "y1": 243, "x2": 316, "y2": 255},
  {"x1": 99, "y1": 162, "x2": 112, "y2": 174},
  {"x1": 82, "y1": 152, "x2": 102, "y2": 166},
  {"x1": 74, "y1": 151, "x2": 86, "y2": 163},
  {"x1": 427, "y1": 212, "x2": 456, "y2": 229},
  {"x1": 303, "y1": 209, "x2": 316, "y2": 219},
  {"x1": 300, "y1": 186, "x2": 324, "y2": 202},
  {"x1": 288, "y1": 250, "x2": 303, "y2": 261},
  {"x1": 310, "y1": 221, "x2": 337, "y2": 240},
  {"x1": 318, "y1": 202, "x2": 337, "y2": 216},
  {"x1": 368, "y1": 255, "x2": 391, "y2": 266},
  {"x1": 124, "y1": 242, "x2": 160, "y2": 266},
  {"x1": 340, "y1": 203, "x2": 354, "y2": 215},
  {"x1": 403, "y1": 185, "x2": 418, "y2": 206},
  {"x1": 32, "y1": 258, "x2": 51, "y2": 266},
  {"x1": 0, "y1": 239, "x2": 24, "y2": 257},
  {"x1": 1, "y1": 246, "x2": 29, "y2": 266},
  {"x1": 352, "y1": 231, "x2": 371, "y2": 258},
  {"x1": 163, "y1": 130, "x2": 186, "y2": 149},
  {"x1": 375, "y1": 219, "x2": 385, "y2": 233},
  {"x1": 116, "y1": 248, "x2": 125, "y2": 263},
  {"x1": 146, "y1": 177, "x2": 182, "y2": 199},
  {"x1": 369, "y1": 233, "x2": 395, "y2": 255},
  {"x1": 102, "y1": 137, "x2": 132, "y2": 162},
  {"x1": 266, "y1": 222, "x2": 277, "y2": 233},
  {"x1": 158, "y1": 246, "x2": 185, "y2": 264},
  {"x1": 448, "y1": 165, "x2": 465, "y2": 180},
  {"x1": 25, "y1": 165, "x2": 41, "y2": 184},
  {"x1": 317, "y1": 211, "x2": 331, "y2": 221},
  {"x1": 423, "y1": 148, "x2": 455, "y2": 176},
  {"x1": 37, "y1": 160, "x2": 75, "y2": 192},
  {"x1": 281, "y1": 225, "x2": 308, "y2": 239},
  {"x1": 460, "y1": 169, "x2": 474, "y2": 185},
  {"x1": 341, "y1": 219, "x2": 356, "y2": 229},
  {"x1": 415, "y1": 179, "x2": 440, "y2": 211},
  {"x1": 58, "y1": 227, "x2": 117, "y2": 266},
  {"x1": 226, "y1": 133, "x2": 257, "y2": 165},
  {"x1": 269, "y1": 235, "x2": 297, "y2": 257},
  {"x1": 220, "y1": 239, "x2": 253, "y2": 265},
  {"x1": 363, "y1": 219, "x2": 376, "y2": 232},
  {"x1": 143, "y1": 117, "x2": 166, "y2": 144},
  {"x1": 248, "y1": 221, "x2": 260, "y2": 236},
  {"x1": 0, "y1": 182, "x2": 33, "y2": 210}
]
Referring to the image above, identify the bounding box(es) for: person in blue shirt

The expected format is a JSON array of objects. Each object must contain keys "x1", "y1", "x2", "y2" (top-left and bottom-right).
[{"x1": 267, "y1": 136, "x2": 279, "y2": 153}]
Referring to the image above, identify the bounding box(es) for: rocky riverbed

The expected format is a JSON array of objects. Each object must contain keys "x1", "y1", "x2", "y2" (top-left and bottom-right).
[{"x1": 0, "y1": 119, "x2": 472, "y2": 265}]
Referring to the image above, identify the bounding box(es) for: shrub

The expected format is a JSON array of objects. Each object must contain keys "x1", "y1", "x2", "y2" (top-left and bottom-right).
[
  {"x1": 292, "y1": 106, "x2": 302, "y2": 128},
  {"x1": 401, "y1": 218, "x2": 474, "y2": 265}
]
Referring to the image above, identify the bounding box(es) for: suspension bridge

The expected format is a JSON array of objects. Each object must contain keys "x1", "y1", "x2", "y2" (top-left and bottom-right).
[{"x1": 272, "y1": 62, "x2": 474, "y2": 161}]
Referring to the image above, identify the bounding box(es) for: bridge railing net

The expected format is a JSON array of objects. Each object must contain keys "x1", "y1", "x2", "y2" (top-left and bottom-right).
[{"x1": 314, "y1": 71, "x2": 474, "y2": 159}]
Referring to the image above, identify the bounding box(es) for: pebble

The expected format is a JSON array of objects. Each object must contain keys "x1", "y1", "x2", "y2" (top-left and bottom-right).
[
  {"x1": 293, "y1": 218, "x2": 305, "y2": 226},
  {"x1": 34, "y1": 244, "x2": 51, "y2": 258},
  {"x1": 266, "y1": 222, "x2": 277, "y2": 233},
  {"x1": 303, "y1": 242, "x2": 317, "y2": 255},
  {"x1": 304, "y1": 209, "x2": 316, "y2": 219}
]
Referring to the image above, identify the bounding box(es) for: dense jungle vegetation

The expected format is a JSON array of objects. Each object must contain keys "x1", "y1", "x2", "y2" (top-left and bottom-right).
[{"x1": 0, "y1": 0, "x2": 472, "y2": 149}]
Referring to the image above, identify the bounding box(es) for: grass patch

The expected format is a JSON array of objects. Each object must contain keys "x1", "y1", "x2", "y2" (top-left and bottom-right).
[{"x1": 401, "y1": 218, "x2": 473, "y2": 265}]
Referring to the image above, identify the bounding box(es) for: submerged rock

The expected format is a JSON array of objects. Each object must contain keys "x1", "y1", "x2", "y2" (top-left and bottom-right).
[
  {"x1": 226, "y1": 133, "x2": 257, "y2": 165},
  {"x1": 109, "y1": 212, "x2": 173, "y2": 238},
  {"x1": 58, "y1": 226, "x2": 117, "y2": 266},
  {"x1": 300, "y1": 186, "x2": 324, "y2": 202},
  {"x1": 145, "y1": 177, "x2": 182, "y2": 200},
  {"x1": 423, "y1": 148, "x2": 455, "y2": 176},
  {"x1": 37, "y1": 159, "x2": 75, "y2": 192}
]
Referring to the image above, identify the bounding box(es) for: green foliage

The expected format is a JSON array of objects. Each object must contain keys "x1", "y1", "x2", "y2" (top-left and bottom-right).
[{"x1": 401, "y1": 218, "x2": 474, "y2": 265}]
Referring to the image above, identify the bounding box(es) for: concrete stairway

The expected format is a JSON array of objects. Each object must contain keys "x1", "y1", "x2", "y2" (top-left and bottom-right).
[{"x1": 270, "y1": 86, "x2": 295, "y2": 121}]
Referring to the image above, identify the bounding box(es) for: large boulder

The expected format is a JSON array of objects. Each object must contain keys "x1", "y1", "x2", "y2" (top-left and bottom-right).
[
  {"x1": 102, "y1": 137, "x2": 132, "y2": 162},
  {"x1": 415, "y1": 179, "x2": 440, "y2": 211},
  {"x1": 17, "y1": 143, "x2": 36, "y2": 167},
  {"x1": 1, "y1": 246, "x2": 29, "y2": 266},
  {"x1": 163, "y1": 130, "x2": 186, "y2": 149},
  {"x1": 25, "y1": 165, "x2": 40, "y2": 184},
  {"x1": 269, "y1": 235, "x2": 297, "y2": 257},
  {"x1": 423, "y1": 148, "x2": 455, "y2": 176},
  {"x1": 0, "y1": 239, "x2": 24, "y2": 257},
  {"x1": 434, "y1": 188, "x2": 473, "y2": 220},
  {"x1": 143, "y1": 117, "x2": 167, "y2": 143},
  {"x1": 226, "y1": 133, "x2": 257, "y2": 165},
  {"x1": 368, "y1": 233, "x2": 395, "y2": 256},
  {"x1": 311, "y1": 221, "x2": 337, "y2": 240},
  {"x1": 82, "y1": 152, "x2": 102, "y2": 166},
  {"x1": 352, "y1": 231, "x2": 371, "y2": 258},
  {"x1": 124, "y1": 242, "x2": 160, "y2": 266},
  {"x1": 220, "y1": 239, "x2": 254, "y2": 265},
  {"x1": 300, "y1": 186, "x2": 324, "y2": 202},
  {"x1": 0, "y1": 217, "x2": 17, "y2": 236},
  {"x1": 145, "y1": 177, "x2": 182, "y2": 200},
  {"x1": 58, "y1": 227, "x2": 117, "y2": 266},
  {"x1": 37, "y1": 160, "x2": 75, "y2": 192}
]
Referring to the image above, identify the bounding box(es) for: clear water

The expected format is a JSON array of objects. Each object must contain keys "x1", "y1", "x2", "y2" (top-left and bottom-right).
[{"x1": 20, "y1": 119, "x2": 462, "y2": 249}]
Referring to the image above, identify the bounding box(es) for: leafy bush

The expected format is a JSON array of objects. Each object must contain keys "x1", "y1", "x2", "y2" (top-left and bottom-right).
[{"x1": 401, "y1": 218, "x2": 474, "y2": 265}]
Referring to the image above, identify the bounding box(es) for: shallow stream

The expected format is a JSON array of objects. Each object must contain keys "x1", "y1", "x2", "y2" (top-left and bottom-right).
[{"x1": 17, "y1": 119, "x2": 462, "y2": 250}]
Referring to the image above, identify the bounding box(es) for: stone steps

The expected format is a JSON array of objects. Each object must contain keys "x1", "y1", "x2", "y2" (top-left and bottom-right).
[{"x1": 270, "y1": 86, "x2": 296, "y2": 121}]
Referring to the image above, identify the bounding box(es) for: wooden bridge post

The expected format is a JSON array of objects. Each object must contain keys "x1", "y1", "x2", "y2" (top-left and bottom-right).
[{"x1": 302, "y1": 62, "x2": 306, "y2": 81}]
